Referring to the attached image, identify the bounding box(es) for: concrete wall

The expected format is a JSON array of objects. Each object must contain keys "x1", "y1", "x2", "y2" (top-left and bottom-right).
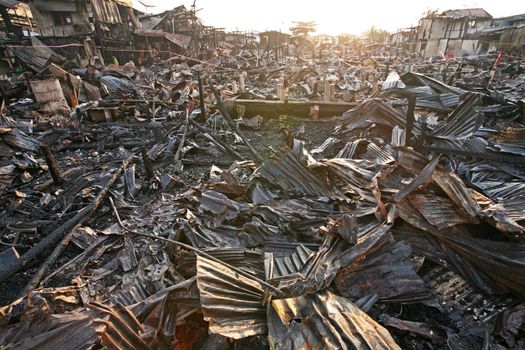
[
  {"x1": 418, "y1": 15, "x2": 491, "y2": 57},
  {"x1": 417, "y1": 18, "x2": 433, "y2": 39},
  {"x1": 422, "y1": 38, "x2": 480, "y2": 57},
  {"x1": 429, "y1": 18, "x2": 449, "y2": 39}
]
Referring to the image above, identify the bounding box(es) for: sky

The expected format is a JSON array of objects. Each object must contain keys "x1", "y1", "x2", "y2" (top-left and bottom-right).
[{"x1": 133, "y1": 0, "x2": 525, "y2": 35}]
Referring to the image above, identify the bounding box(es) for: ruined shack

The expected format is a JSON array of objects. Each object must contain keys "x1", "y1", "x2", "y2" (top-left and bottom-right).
[
  {"x1": 28, "y1": 0, "x2": 140, "y2": 61},
  {"x1": 416, "y1": 8, "x2": 493, "y2": 57}
]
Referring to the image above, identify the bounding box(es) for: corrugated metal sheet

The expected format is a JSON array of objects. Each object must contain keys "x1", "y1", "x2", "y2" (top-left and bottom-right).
[
  {"x1": 432, "y1": 170, "x2": 482, "y2": 219},
  {"x1": 179, "y1": 249, "x2": 265, "y2": 278},
  {"x1": 91, "y1": 0, "x2": 123, "y2": 24},
  {"x1": 441, "y1": 8, "x2": 492, "y2": 18},
  {"x1": 474, "y1": 181, "x2": 525, "y2": 201},
  {"x1": 362, "y1": 143, "x2": 395, "y2": 165},
  {"x1": 439, "y1": 92, "x2": 461, "y2": 108},
  {"x1": 391, "y1": 126, "x2": 406, "y2": 147},
  {"x1": 400, "y1": 72, "x2": 465, "y2": 96},
  {"x1": 489, "y1": 143, "x2": 525, "y2": 156},
  {"x1": 500, "y1": 196, "x2": 525, "y2": 221},
  {"x1": 268, "y1": 291, "x2": 401, "y2": 350},
  {"x1": 266, "y1": 245, "x2": 313, "y2": 278},
  {"x1": 464, "y1": 136, "x2": 488, "y2": 153},
  {"x1": 199, "y1": 189, "x2": 250, "y2": 221},
  {"x1": 431, "y1": 93, "x2": 483, "y2": 140},
  {"x1": 265, "y1": 236, "x2": 342, "y2": 295},
  {"x1": 336, "y1": 139, "x2": 362, "y2": 158},
  {"x1": 259, "y1": 150, "x2": 335, "y2": 196},
  {"x1": 196, "y1": 255, "x2": 267, "y2": 339},
  {"x1": 322, "y1": 158, "x2": 383, "y2": 205},
  {"x1": 336, "y1": 238, "x2": 433, "y2": 304},
  {"x1": 311, "y1": 137, "x2": 337, "y2": 155},
  {"x1": 415, "y1": 95, "x2": 452, "y2": 111},
  {"x1": 11, "y1": 37, "x2": 66, "y2": 73},
  {"x1": 340, "y1": 98, "x2": 407, "y2": 130},
  {"x1": 394, "y1": 154, "x2": 440, "y2": 202},
  {"x1": 398, "y1": 199, "x2": 525, "y2": 298},
  {"x1": 382, "y1": 71, "x2": 406, "y2": 90},
  {"x1": 408, "y1": 194, "x2": 478, "y2": 229},
  {"x1": 0, "y1": 303, "x2": 151, "y2": 350}
]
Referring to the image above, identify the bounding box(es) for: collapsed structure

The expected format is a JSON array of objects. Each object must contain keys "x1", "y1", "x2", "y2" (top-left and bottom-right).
[{"x1": 0, "y1": 2, "x2": 524, "y2": 350}]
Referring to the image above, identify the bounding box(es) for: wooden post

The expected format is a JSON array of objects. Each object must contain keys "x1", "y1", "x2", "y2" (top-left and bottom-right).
[
  {"x1": 66, "y1": 74, "x2": 78, "y2": 108},
  {"x1": 141, "y1": 148, "x2": 154, "y2": 180},
  {"x1": 41, "y1": 144, "x2": 63, "y2": 185},
  {"x1": 197, "y1": 71, "x2": 206, "y2": 119},
  {"x1": 239, "y1": 72, "x2": 245, "y2": 92},
  {"x1": 405, "y1": 94, "x2": 416, "y2": 147},
  {"x1": 277, "y1": 72, "x2": 285, "y2": 100},
  {"x1": 209, "y1": 81, "x2": 263, "y2": 162}
]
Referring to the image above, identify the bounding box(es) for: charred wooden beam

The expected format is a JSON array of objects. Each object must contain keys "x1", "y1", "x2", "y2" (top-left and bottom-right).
[
  {"x1": 229, "y1": 99, "x2": 357, "y2": 119},
  {"x1": 209, "y1": 81, "x2": 263, "y2": 162},
  {"x1": 0, "y1": 154, "x2": 133, "y2": 288},
  {"x1": 41, "y1": 144, "x2": 64, "y2": 185}
]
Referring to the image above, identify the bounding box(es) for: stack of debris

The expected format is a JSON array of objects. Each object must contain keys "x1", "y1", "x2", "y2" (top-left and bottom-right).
[{"x1": 0, "y1": 36, "x2": 524, "y2": 350}]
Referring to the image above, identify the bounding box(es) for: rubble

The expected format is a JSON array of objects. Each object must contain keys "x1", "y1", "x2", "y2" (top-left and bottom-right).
[{"x1": 0, "y1": 2, "x2": 524, "y2": 350}]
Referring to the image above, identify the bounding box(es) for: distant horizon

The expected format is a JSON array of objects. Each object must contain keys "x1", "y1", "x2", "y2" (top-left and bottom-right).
[{"x1": 132, "y1": 0, "x2": 525, "y2": 36}]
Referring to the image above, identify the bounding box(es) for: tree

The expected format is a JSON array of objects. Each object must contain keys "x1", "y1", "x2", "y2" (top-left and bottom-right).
[
  {"x1": 289, "y1": 21, "x2": 317, "y2": 38},
  {"x1": 363, "y1": 26, "x2": 390, "y2": 44}
]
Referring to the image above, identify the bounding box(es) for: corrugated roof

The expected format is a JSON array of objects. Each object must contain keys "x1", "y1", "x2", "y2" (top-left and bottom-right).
[
  {"x1": 441, "y1": 8, "x2": 492, "y2": 19},
  {"x1": 196, "y1": 255, "x2": 267, "y2": 339},
  {"x1": 91, "y1": 0, "x2": 123, "y2": 24},
  {"x1": 134, "y1": 28, "x2": 192, "y2": 49},
  {"x1": 431, "y1": 93, "x2": 483, "y2": 141},
  {"x1": 268, "y1": 291, "x2": 401, "y2": 349}
]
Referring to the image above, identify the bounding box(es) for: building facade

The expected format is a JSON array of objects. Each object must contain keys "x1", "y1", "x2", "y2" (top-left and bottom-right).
[{"x1": 416, "y1": 8, "x2": 492, "y2": 58}]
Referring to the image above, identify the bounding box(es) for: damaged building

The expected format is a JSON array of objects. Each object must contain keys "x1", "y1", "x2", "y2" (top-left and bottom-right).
[
  {"x1": 474, "y1": 13, "x2": 525, "y2": 54},
  {"x1": 416, "y1": 8, "x2": 492, "y2": 57},
  {"x1": 27, "y1": 0, "x2": 140, "y2": 61}
]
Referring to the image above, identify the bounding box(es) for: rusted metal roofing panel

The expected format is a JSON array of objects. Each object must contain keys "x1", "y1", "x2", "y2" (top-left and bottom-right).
[
  {"x1": 196, "y1": 255, "x2": 267, "y2": 339},
  {"x1": 265, "y1": 236, "x2": 343, "y2": 295},
  {"x1": 0, "y1": 303, "x2": 151, "y2": 349},
  {"x1": 268, "y1": 291, "x2": 402, "y2": 350},
  {"x1": 408, "y1": 194, "x2": 478, "y2": 229},
  {"x1": 336, "y1": 238, "x2": 433, "y2": 304},
  {"x1": 91, "y1": 0, "x2": 123, "y2": 24}
]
